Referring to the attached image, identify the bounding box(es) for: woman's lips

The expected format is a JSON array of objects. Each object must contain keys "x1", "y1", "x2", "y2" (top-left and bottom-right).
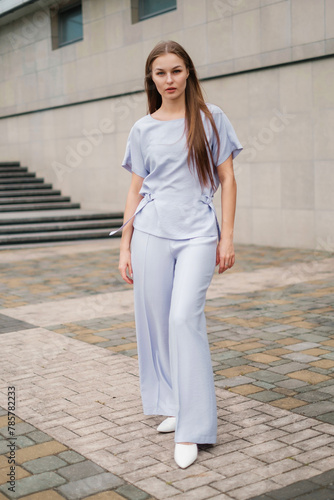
[{"x1": 166, "y1": 88, "x2": 176, "y2": 92}]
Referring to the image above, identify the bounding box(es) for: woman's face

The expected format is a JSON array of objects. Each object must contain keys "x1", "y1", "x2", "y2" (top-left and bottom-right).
[{"x1": 151, "y1": 53, "x2": 189, "y2": 102}]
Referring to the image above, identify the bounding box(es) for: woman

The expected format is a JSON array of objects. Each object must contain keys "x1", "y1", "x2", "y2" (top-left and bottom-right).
[{"x1": 110, "y1": 40, "x2": 243, "y2": 469}]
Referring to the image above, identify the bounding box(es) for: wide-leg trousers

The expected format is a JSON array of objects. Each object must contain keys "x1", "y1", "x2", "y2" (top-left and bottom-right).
[{"x1": 130, "y1": 228, "x2": 218, "y2": 444}]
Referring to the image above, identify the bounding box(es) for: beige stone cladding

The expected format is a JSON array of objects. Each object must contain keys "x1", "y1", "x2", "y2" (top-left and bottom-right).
[{"x1": 0, "y1": 0, "x2": 333, "y2": 249}]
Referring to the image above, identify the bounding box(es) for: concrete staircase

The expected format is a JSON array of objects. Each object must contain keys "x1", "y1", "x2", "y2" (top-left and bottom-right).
[{"x1": 0, "y1": 162, "x2": 123, "y2": 245}]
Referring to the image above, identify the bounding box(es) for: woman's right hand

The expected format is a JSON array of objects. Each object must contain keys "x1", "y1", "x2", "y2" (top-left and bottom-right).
[
  {"x1": 117, "y1": 173, "x2": 144, "y2": 285},
  {"x1": 119, "y1": 248, "x2": 133, "y2": 285}
]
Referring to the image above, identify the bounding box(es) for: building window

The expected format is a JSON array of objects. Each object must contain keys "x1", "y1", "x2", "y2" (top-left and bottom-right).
[
  {"x1": 58, "y1": 3, "x2": 83, "y2": 47},
  {"x1": 51, "y1": 1, "x2": 83, "y2": 50},
  {"x1": 132, "y1": 0, "x2": 176, "y2": 23}
]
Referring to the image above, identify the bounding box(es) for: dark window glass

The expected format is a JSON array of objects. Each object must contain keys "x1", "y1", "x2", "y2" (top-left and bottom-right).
[
  {"x1": 58, "y1": 4, "x2": 83, "y2": 47},
  {"x1": 138, "y1": 0, "x2": 176, "y2": 21}
]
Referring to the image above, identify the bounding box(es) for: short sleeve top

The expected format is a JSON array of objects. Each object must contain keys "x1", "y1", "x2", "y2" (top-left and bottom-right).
[{"x1": 118, "y1": 103, "x2": 243, "y2": 240}]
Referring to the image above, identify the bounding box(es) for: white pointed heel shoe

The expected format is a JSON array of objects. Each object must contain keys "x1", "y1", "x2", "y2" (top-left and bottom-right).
[
  {"x1": 174, "y1": 443, "x2": 198, "y2": 468},
  {"x1": 157, "y1": 417, "x2": 176, "y2": 433}
]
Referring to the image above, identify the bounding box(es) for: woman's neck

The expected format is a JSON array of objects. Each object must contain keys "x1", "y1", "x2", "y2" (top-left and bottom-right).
[{"x1": 155, "y1": 96, "x2": 186, "y2": 119}]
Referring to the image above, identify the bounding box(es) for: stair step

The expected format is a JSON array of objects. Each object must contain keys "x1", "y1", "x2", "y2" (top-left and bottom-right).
[
  {"x1": 0, "y1": 172, "x2": 36, "y2": 178},
  {"x1": 0, "y1": 202, "x2": 81, "y2": 212},
  {"x1": 0, "y1": 211, "x2": 124, "y2": 225},
  {"x1": 0, "y1": 182, "x2": 52, "y2": 191},
  {"x1": 0, "y1": 161, "x2": 124, "y2": 244},
  {"x1": 0, "y1": 195, "x2": 72, "y2": 204},
  {"x1": 0, "y1": 183, "x2": 53, "y2": 191},
  {"x1": 0, "y1": 178, "x2": 44, "y2": 184},
  {"x1": 0, "y1": 189, "x2": 61, "y2": 197},
  {"x1": 0, "y1": 228, "x2": 119, "y2": 244},
  {"x1": 0, "y1": 167, "x2": 28, "y2": 173},
  {"x1": 0, "y1": 219, "x2": 123, "y2": 234}
]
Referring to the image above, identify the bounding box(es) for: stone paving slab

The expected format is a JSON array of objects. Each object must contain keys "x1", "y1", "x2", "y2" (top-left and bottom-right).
[
  {"x1": 2, "y1": 292, "x2": 135, "y2": 327},
  {"x1": 248, "y1": 469, "x2": 334, "y2": 499},
  {"x1": 0, "y1": 244, "x2": 124, "y2": 309},
  {"x1": 0, "y1": 315, "x2": 35, "y2": 335},
  {"x1": 43, "y1": 275, "x2": 334, "y2": 425},
  {"x1": 2, "y1": 328, "x2": 334, "y2": 499},
  {"x1": 1, "y1": 243, "x2": 333, "y2": 322},
  {"x1": 0, "y1": 240, "x2": 333, "y2": 499},
  {"x1": 0, "y1": 406, "x2": 153, "y2": 500}
]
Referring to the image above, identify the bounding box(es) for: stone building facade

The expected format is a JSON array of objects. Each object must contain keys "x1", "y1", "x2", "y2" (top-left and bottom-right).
[{"x1": 0, "y1": 0, "x2": 333, "y2": 249}]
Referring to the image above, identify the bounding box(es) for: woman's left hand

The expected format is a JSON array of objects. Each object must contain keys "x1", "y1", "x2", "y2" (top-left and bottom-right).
[{"x1": 216, "y1": 238, "x2": 235, "y2": 274}]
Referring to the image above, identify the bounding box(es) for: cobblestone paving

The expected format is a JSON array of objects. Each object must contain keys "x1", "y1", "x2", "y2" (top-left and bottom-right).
[
  {"x1": 0, "y1": 242, "x2": 331, "y2": 308},
  {"x1": 46, "y1": 281, "x2": 334, "y2": 424},
  {"x1": 0, "y1": 239, "x2": 333, "y2": 499},
  {"x1": 0, "y1": 406, "x2": 153, "y2": 500},
  {"x1": 0, "y1": 249, "x2": 124, "y2": 308},
  {"x1": 248, "y1": 468, "x2": 334, "y2": 499}
]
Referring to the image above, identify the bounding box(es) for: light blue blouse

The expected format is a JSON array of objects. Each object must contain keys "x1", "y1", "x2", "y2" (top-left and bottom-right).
[{"x1": 109, "y1": 103, "x2": 243, "y2": 240}]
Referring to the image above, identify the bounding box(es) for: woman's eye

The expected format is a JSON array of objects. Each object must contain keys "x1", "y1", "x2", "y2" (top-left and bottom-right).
[{"x1": 174, "y1": 70, "x2": 181, "y2": 73}]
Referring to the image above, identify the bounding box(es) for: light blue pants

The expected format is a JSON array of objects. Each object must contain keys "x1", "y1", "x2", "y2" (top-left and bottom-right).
[{"x1": 130, "y1": 228, "x2": 218, "y2": 444}]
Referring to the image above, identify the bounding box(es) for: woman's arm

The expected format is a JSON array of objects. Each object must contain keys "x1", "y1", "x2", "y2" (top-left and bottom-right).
[
  {"x1": 118, "y1": 172, "x2": 144, "y2": 284},
  {"x1": 216, "y1": 153, "x2": 237, "y2": 274}
]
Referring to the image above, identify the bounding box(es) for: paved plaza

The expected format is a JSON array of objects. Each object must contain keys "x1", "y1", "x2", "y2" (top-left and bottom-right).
[{"x1": 0, "y1": 238, "x2": 334, "y2": 499}]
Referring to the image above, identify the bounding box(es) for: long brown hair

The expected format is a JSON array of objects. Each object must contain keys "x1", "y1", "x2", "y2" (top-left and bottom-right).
[{"x1": 145, "y1": 40, "x2": 221, "y2": 191}]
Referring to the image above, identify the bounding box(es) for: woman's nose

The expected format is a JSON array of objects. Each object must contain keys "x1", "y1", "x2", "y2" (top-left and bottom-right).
[{"x1": 166, "y1": 73, "x2": 173, "y2": 83}]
